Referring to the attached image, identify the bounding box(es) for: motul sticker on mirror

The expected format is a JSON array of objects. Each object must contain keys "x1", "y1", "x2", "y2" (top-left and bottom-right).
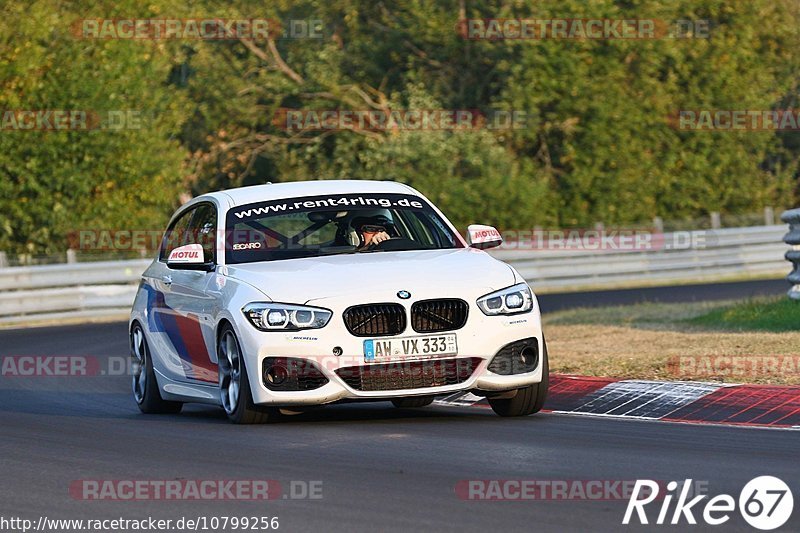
[
  {"x1": 469, "y1": 226, "x2": 502, "y2": 245},
  {"x1": 168, "y1": 243, "x2": 204, "y2": 263}
]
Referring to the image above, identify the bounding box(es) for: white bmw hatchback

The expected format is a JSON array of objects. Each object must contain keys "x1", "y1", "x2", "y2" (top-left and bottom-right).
[{"x1": 129, "y1": 180, "x2": 548, "y2": 423}]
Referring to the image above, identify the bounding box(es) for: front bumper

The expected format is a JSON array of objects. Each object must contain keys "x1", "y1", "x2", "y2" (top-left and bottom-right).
[{"x1": 234, "y1": 304, "x2": 544, "y2": 406}]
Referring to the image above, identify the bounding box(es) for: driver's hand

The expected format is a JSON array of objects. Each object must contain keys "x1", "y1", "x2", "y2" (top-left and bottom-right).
[
  {"x1": 365, "y1": 231, "x2": 391, "y2": 247},
  {"x1": 371, "y1": 231, "x2": 391, "y2": 245}
]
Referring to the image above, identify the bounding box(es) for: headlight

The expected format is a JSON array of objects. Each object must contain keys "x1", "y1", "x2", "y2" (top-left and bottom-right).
[
  {"x1": 477, "y1": 283, "x2": 534, "y2": 316},
  {"x1": 243, "y1": 303, "x2": 332, "y2": 331}
]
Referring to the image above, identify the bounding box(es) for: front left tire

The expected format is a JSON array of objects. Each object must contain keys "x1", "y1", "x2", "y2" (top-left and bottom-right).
[
  {"x1": 217, "y1": 324, "x2": 275, "y2": 424},
  {"x1": 488, "y1": 338, "x2": 549, "y2": 417},
  {"x1": 130, "y1": 323, "x2": 183, "y2": 414}
]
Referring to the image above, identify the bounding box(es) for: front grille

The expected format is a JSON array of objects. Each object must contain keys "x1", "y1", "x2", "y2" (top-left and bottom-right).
[
  {"x1": 343, "y1": 303, "x2": 406, "y2": 337},
  {"x1": 262, "y1": 357, "x2": 329, "y2": 391},
  {"x1": 411, "y1": 299, "x2": 469, "y2": 333},
  {"x1": 335, "y1": 357, "x2": 481, "y2": 391},
  {"x1": 487, "y1": 338, "x2": 539, "y2": 375}
]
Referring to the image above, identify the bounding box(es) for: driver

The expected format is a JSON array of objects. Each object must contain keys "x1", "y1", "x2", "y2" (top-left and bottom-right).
[{"x1": 350, "y1": 213, "x2": 393, "y2": 250}]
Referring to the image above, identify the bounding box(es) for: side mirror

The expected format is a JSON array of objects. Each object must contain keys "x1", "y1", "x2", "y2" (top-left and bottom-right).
[
  {"x1": 167, "y1": 244, "x2": 215, "y2": 271},
  {"x1": 467, "y1": 224, "x2": 503, "y2": 250}
]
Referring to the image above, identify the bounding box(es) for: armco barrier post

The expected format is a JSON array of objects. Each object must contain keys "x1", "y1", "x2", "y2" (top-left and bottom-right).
[
  {"x1": 653, "y1": 217, "x2": 664, "y2": 233},
  {"x1": 764, "y1": 206, "x2": 775, "y2": 226},
  {"x1": 780, "y1": 208, "x2": 800, "y2": 299},
  {"x1": 0, "y1": 252, "x2": 6, "y2": 268}
]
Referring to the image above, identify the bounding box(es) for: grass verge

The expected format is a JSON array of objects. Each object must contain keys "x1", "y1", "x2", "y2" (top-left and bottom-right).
[
  {"x1": 687, "y1": 297, "x2": 800, "y2": 332},
  {"x1": 544, "y1": 296, "x2": 800, "y2": 385}
]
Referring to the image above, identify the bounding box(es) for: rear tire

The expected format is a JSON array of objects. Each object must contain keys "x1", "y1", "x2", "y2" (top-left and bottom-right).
[
  {"x1": 391, "y1": 396, "x2": 435, "y2": 409},
  {"x1": 488, "y1": 338, "x2": 549, "y2": 417},
  {"x1": 130, "y1": 323, "x2": 183, "y2": 414},
  {"x1": 218, "y1": 325, "x2": 275, "y2": 424}
]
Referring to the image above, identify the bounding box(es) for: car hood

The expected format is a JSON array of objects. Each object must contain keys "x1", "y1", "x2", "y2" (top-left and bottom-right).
[{"x1": 225, "y1": 248, "x2": 516, "y2": 304}]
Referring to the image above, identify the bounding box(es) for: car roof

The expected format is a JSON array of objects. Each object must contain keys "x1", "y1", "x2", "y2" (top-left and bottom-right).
[{"x1": 198, "y1": 179, "x2": 419, "y2": 208}]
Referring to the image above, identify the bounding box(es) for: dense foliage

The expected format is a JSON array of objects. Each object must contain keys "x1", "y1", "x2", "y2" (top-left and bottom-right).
[{"x1": 1, "y1": 0, "x2": 798, "y2": 254}]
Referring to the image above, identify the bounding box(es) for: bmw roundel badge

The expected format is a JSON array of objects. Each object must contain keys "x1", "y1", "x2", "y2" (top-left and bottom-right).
[{"x1": 397, "y1": 290, "x2": 411, "y2": 299}]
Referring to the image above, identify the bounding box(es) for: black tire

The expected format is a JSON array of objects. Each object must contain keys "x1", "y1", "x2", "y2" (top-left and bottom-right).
[
  {"x1": 391, "y1": 396, "x2": 435, "y2": 408},
  {"x1": 218, "y1": 324, "x2": 275, "y2": 424},
  {"x1": 130, "y1": 323, "x2": 183, "y2": 414},
  {"x1": 488, "y1": 338, "x2": 549, "y2": 417}
]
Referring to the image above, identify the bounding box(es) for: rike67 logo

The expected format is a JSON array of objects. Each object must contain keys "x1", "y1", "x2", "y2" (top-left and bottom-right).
[{"x1": 624, "y1": 476, "x2": 793, "y2": 530}]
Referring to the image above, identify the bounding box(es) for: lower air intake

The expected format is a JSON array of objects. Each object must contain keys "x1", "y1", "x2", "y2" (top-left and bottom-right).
[
  {"x1": 262, "y1": 357, "x2": 329, "y2": 391},
  {"x1": 487, "y1": 338, "x2": 539, "y2": 375},
  {"x1": 335, "y1": 357, "x2": 482, "y2": 392}
]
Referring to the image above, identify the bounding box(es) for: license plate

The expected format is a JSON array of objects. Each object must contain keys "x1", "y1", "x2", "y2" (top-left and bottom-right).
[{"x1": 364, "y1": 334, "x2": 457, "y2": 362}]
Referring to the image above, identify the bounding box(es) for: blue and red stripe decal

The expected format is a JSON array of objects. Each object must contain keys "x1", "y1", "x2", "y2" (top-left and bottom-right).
[{"x1": 143, "y1": 284, "x2": 218, "y2": 383}]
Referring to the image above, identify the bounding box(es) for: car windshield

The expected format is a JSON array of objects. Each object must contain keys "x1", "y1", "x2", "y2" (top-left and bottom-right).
[{"x1": 225, "y1": 192, "x2": 463, "y2": 264}]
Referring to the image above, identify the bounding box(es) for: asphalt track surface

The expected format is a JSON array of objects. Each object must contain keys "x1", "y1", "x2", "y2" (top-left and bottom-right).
[{"x1": 1, "y1": 280, "x2": 797, "y2": 532}]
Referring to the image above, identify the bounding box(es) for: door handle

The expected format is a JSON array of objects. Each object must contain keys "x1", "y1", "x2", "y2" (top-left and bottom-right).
[{"x1": 162, "y1": 275, "x2": 173, "y2": 286}]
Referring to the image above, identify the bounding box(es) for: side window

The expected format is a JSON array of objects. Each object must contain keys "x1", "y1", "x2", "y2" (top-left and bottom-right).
[
  {"x1": 159, "y1": 207, "x2": 196, "y2": 261},
  {"x1": 188, "y1": 204, "x2": 217, "y2": 263}
]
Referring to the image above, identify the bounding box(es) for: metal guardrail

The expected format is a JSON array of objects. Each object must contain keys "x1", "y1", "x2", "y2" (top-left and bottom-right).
[
  {"x1": 0, "y1": 225, "x2": 789, "y2": 324},
  {"x1": 493, "y1": 225, "x2": 787, "y2": 289},
  {"x1": 0, "y1": 259, "x2": 151, "y2": 292},
  {"x1": 0, "y1": 259, "x2": 151, "y2": 324},
  {"x1": 781, "y1": 209, "x2": 800, "y2": 299}
]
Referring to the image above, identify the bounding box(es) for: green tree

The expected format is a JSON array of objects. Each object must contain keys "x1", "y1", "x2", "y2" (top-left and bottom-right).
[{"x1": 0, "y1": 0, "x2": 187, "y2": 255}]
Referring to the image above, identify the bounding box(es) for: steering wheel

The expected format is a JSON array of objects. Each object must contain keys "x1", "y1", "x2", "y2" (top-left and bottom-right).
[{"x1": 371, "y1": 237, "x2": 419, "y2": 251}]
